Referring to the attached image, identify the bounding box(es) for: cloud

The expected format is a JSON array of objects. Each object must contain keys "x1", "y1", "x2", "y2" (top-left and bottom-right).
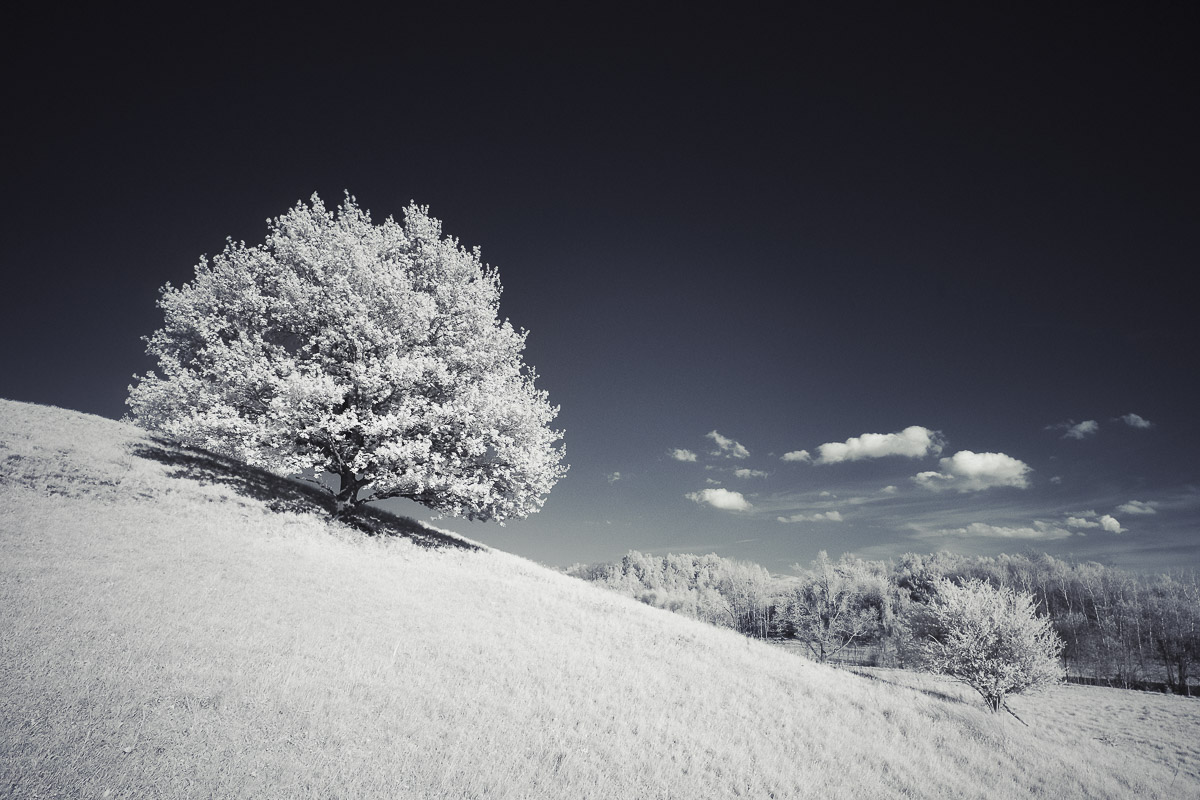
[
  {"x1": 669, "y1": 448, "x2": 698, "y2": 462},
  {"x1": 1117, "y1": 500, "x2": 1157, "y2": 515},
  {"x1": 780, "y1": 450, "x2": 812, "y2": 463},
  {"x1": 932, "y1": 521, "x2": 1072, "y2": 540},
  {"x1": 705, "y1": 478, "x2": 722, "y2": 485},
  {"x1": 733, "y1": 468, "x2": 769, "y2": 479},
  {"x1": 707, "y1": 430, "x2": 750, "y2": 459},
  {"x1": 686, "y1": 487, "x2": 751, "y2": 512},
  {"x1": 1064, "y1": 509, "x2": 1126, "y2": 533},
  {"x1": 1119, "y1": 413, "x2": 1154, "y2": 429},
  {"x1": 607, "y1": 471, "x2": 621, "y2": 483},
  {"x1": 814, "y1": 426, "x2": 943, "y2": 464},
  {"x1": 1065, "y1": 420, "x2": 1099, "y2": 439},
  {"x1": 777, "y1": 511, "x2": 844, "y2": 523},
  {"x1": 912, "y1": 450, "x2": 1031, "y2": 492},
  {"x1": 880, "y1": 485, "x2": 899, "y2": 495},
  {"x1": 1048, "y1": 419, "x2": 1099, "y2": 440}
]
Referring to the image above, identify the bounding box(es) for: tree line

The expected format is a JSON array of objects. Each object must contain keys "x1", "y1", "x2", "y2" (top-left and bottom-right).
[{"x1": 566, "y1": 549, "x2": 1199, "y2": 696}]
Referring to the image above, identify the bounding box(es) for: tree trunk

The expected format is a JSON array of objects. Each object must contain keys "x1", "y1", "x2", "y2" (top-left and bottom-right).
[{"x1": 334, "y1": 468, "x2": 362, "y2": 518}]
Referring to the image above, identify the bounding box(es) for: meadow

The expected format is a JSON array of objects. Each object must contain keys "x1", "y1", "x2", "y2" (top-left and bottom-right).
[{"x1": 2, "y1": 399, "x2": 1197, "y2": 799}]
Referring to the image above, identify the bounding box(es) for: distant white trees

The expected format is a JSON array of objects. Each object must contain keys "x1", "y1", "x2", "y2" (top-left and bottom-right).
[
  {"x1": 127, "y1": 194, "x2": 567, "y2": 521},
  {"x1": 572, "y1": 549, "x2": 1192, "y2": 697},
  {"x1": 921, "y1": 579, "x2": 1064, "y2": 712},
  {"x1": 567, "y1": 551, "x2": 776, "y2": 635},
  {"x1": 785, "y1": 551, "x2": 880, "y2": 663}
]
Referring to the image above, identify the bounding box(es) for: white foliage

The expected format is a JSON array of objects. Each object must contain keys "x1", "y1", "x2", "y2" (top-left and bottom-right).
[
  {"x1": 127, "y1": 194, "x2": 567, "y2": 521},
  {"x1": 786, "y1": 551, "x2": 879, "y2": 663},
  {"x1": 921, "y1": 579, "x2": 1064, "y2": 711}
]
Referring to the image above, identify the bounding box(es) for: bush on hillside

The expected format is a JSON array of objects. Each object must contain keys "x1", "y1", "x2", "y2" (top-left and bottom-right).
[{"x1": 921, "y1": 578, "x2": 1064, "y2": 712}]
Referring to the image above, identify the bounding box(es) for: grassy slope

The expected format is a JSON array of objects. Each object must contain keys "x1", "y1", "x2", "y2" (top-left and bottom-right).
[{"x1": 1, "y1": 399, "x2": 1196, "y2": 799}]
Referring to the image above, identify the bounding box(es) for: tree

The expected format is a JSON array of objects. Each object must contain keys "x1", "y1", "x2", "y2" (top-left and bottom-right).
[
  {"x1": 785, "y1": 552, "x2": 879, "y2": 663},
  {"x1": 1146, "y1": 573, "x2": 1199, "y2": 695},
  {"x1": 921, "y1": 579, "x2": 1064, "y2": 712},
  {"x1": 127, "y1": 193, "x2": 567, "y2": 521}
]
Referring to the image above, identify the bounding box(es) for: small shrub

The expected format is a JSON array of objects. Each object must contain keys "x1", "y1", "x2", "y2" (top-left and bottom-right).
[{"x1": 921, "y1": 578, "x2": 1065, "y2": 712}]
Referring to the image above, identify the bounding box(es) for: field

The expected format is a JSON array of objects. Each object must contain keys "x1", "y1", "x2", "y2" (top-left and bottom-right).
[{"x1": 2, "y1": 399, "x2": 1198, "y2": 799}]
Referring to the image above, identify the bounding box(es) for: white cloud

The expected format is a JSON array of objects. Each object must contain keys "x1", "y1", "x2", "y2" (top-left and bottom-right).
[
  {"x1": 1048, "y1": 419, "x2": 1099, "y2": 439},
  {"x1": 705, "y1": 478, "x2": 722, "y2": 485},
  {"x1": 1117, "y1": 500, "x2": 1157, "y2": 515},
  {"x1": 880, "y1": 485, "x2": 899, "y2": 495},
  {"x1": 1062, "y1": 509, "x2": 1125, "y2": 533},
  {"x1": 707, "y1": 430, "x2": 750, "y2": 459},
  {"x1": 686, "y1": 487, "x2": 752, "y2": 512},
  {"x1": 815, "y1": 426, "x2": 943, "y2": 464},
  {"x1": 1066, "y1": 420, "x2": 1098, "y2": 439},
  {"x1": 933, "y1": 521, "x2": 1072, "y2": 540},
  {"x1": 781, "y1": 449, "x2": 812, "y2": 463},
  {"x1": 733, "y1": 468, "x2": 769, "y2": 479},
  {"x1": 1049, "y1": 476, "x2": 1063, "y2": 485},
  {"x1": 777, "y1": 511, "x2": 844, "y2": 523},
  {"x1": 1119, "y1": 413, "x2": 1154, "y2": 429},
  {"x1": 912, "y1": 450, "x2": 1031, "y2": 492},
  {"x1": 669, "y1": 448, "x2": 698, "y2": 462},
  {"x1": 607, "y1": 471, "x2": 621, "y2": 483}
]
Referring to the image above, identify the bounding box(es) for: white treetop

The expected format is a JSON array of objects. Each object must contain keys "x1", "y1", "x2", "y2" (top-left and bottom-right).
[
  {"x1": 922, "y1": 579, "x2": 1064, "y2": 712},
  {"x1": 128, "y1": 193, "x2": 567, "y2": 521}
]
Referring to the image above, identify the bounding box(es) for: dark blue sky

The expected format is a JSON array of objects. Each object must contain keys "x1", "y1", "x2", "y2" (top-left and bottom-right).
[{"x1": 3, "y1": 7, "x2": 1197, "y2": 572}]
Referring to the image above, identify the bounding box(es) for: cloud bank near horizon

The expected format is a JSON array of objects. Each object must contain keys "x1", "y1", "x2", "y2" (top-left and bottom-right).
[
  {"x1": 777, "y1": 510, "x2": 843, "y2": 523},
  {"x1": 927, "y1": 521, "x2": 1073, "y2": 540}
]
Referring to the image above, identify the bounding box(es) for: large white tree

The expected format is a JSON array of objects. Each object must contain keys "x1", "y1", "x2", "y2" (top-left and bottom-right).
[
  {"x1": 921, "y1": 579, "x2": 1064, "y2": 712},
  {"x1": 127, "y1": 193, "x2": 567, "y2": 521}
]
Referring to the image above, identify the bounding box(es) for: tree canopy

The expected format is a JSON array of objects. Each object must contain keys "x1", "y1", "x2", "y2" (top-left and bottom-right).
[
  {"x1": 921, "y1": 578, "x2": 1064, "y2": 712},
  {"x1": 785, "y1": 551, "x2": 881, "y2": 663},
  {"x1": 128, "y1": 193, "x2": 567, "y2": 521}
]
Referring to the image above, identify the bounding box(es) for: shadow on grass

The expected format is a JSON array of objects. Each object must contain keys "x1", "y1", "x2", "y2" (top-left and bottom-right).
[
  {"x1": 129, "y1": 436, "x2": 479, "y2": 551},
  {"x1": 847, "y1": 667, "x2": 968, "y2": 705}
]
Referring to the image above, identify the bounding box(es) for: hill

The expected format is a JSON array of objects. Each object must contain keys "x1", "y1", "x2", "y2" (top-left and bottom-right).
[{"x1": 1, "y1": 398, "x2": 1197, "y2": 799}]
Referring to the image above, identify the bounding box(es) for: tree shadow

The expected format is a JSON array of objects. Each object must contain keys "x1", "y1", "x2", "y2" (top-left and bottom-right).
[
  {"x1": 847, "y1": 667, "x2": 968, "y2": 705},
  {"x1": 129, "y1": 436, "x2": 480, "y2": 551}
]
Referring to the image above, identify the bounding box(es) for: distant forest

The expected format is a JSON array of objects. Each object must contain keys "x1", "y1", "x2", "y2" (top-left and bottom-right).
[{"x1": 566, "y1": 550, "x2": 1199, "y2": 696}]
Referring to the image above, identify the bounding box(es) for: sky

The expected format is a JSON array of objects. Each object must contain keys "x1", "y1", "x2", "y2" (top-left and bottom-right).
[{"x1": 3, "y1": 6, "x2": 1197, "y2": 573}]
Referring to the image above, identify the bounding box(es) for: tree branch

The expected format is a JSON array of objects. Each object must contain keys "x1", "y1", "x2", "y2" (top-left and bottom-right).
[{"x1": 1002, "y1": 702, "x2": 1029, "y2": 727}]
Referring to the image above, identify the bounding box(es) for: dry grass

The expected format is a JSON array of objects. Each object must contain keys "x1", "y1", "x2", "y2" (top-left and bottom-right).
[
  {"x1": 849, "y1": 666, "x2": 1200, "y2": 790},
  {"x1": 2, "y1": 398, "x2": 1197, "y2": 799}
]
